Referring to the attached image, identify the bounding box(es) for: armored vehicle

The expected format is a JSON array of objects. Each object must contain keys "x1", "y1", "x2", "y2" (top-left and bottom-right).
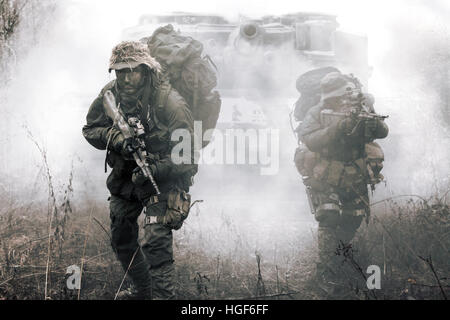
[{"x1": 121, "y1": 12, "x2": 370, "y2": 210}]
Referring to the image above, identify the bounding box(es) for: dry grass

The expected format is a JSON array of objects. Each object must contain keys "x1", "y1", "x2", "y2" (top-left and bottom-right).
[
  {"x1": 0, "y1": 136, "x2": 448, "y2": 300},
  {"x1": 0, "y1": 186, "x2": 448, "y2": 300}
]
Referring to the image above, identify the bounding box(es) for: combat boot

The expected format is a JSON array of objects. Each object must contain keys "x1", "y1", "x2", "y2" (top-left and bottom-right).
[
  {"x1": 314, "y1": 257, "x2": 354, "y2": 299},
  {"x1": 116, "y1": 276, "x2": 153, "y2": 300},
  {"x1": 116, "y1": 249, "x2": 153, "y2": 300},
  {"x1": 315, "y1": 267, "x2": 338, "y2": 295},
  {"x1": 116, "y1": 285, "x2": 148, "y2": 300},
  {"x1": 315, "y1": 267, "x2": 352, "y2": 299}
]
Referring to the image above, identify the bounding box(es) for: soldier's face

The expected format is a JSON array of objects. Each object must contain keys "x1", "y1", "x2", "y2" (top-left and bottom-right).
[
  {"x1": 326, "y1": 82, "x2": 358, "y2": 108},
  {"x1": 115, "y1": 65, "x2": 146, "y2": 95}
]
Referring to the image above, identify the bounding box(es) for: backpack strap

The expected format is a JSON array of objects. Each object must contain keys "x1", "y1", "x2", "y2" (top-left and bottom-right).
[
  {"x1": 192, "y1": 62, "x2": 200, "y2": 110},
  {"x1": 204, "y1": 54, "x2": 218, "y2": 72},
  {"x1": 156, "y1": 81, "x2": 172, "y2": 110},
  {"x1": 148, "y1": 81, "x2": 172, "y2": 129}
]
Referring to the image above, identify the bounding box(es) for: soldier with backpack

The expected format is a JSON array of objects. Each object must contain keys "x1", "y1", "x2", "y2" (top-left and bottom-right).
[
  {"x1": 293, "y1": 69, "x2": 389, "y2": 294},
  {"x1": 82, "y1": 32, "x2": 220, "y2": 299}
]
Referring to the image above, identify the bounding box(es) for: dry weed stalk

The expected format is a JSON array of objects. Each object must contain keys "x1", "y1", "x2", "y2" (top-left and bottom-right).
[{"x1": 24, "y1": 126, "x2": 74, "y2": 299}]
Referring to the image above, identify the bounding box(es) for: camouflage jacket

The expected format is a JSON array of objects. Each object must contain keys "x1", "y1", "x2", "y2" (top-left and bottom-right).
[
  {"x1": 82, "y1": 79, "x2": 197, "y2": 201},
  {"x1": 297, "y1": 99, "x2": 389, "y2": 163}
]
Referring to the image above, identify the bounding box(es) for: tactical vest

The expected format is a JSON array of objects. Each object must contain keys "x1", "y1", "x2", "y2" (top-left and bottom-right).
[
  {"x1": 295, "y1": 141, "x2": 384, "y2": 192},
  {"x1": 144, "y1": 82, "x2": 173, "y2": 157},
  {"x1": 105, "y1": 81, "x2": 186, "y2": 201},
  {"x1": 295, "y1": 103, "x2": 385, "y2": 191}
]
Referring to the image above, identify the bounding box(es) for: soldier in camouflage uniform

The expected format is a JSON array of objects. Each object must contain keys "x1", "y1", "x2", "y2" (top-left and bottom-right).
[
  {"x1": 82, "y1": 41, "x2": 197, "y2": 299},
  {"x1": 296, "y1": 72, "x2": 389, "y2": 290}
]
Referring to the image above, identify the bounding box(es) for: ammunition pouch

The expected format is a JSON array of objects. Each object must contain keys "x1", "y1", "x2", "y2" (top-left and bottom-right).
[
  {"x1": 295, "y1": 145, "x2": 328, "y2": 192},
  {"x1": 294, "y1": 144, "x2": 319, "y2": 177},
  {"x1": 312, "y1": 157, "x2": 367, "y2": 190},
  {"x1": 295, "y1": 142, "x2": 385, "y2": 199},
  {"x1": 145, "y1": 189, "x2": 191, "y2": 231},
  {"x1": 365, "y1": 142, "x2": 385, "y2": 185}
]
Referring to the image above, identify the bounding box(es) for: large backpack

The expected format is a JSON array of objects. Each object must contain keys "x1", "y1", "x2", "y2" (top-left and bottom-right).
[
  {"x1": 294, "y1": 67, "x2": 340, "y2": 121},
  {"x1": 141, "y1": 24, "x2": 221, "y2": 148}
]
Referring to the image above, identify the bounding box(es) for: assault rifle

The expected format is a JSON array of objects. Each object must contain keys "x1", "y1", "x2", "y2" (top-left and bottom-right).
[
  {"x1": 321, "y1": 92, "x2": 388, "y2": 138},
  {"x1": 103, "y1": 90, "x2": 161, "y2": 195}
]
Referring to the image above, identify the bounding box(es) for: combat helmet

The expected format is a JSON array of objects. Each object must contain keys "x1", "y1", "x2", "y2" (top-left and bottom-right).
[
  {"x1": 320, "y1": 72, "x2": 356, "y2": 101},
  {"x1": 109, "y1": 41, "x2": 161, "y2": 73},
  {"x1": 296, "y1": 66, "x2": 340, "y2": 94}
]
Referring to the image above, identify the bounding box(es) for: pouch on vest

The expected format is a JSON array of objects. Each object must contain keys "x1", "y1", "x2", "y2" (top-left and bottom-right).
[
  {"x1": 145, "y1": 189, "x2": 191, "y2": 230},
  {"x1": 341, "y1": 159, "x2": 367, "y2": 189},
  {"x1": 165, "y1": 189, "x2": 191, "y2": 230},
  {"x1": 294, "y1": 146, "x2": 306, "y2": 176},
  {"x1": 313, "y1": 159, "x2": 330, "y2": 181},
  {"x1": 365, "y1": 142, "x2": 384, "y2": 184},
  {"x1": 294, "y1": 144, "x2": 318, "y2": 177},
  {"x1": 152, "y1": 189, "x2": 191, "y2": 231},
  {"x1": 326, "y1": 161, "x2": 345, "y2": 186}
]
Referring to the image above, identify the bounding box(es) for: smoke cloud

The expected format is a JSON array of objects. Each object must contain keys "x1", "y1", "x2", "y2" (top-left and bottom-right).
[{"x1": 0, "y1": 0, "x2": 448, "y2": 255}]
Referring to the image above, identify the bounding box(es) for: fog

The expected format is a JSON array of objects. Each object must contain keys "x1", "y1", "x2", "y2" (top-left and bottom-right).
[{"x1": 1, "y1": 0, "x2": 449, "y2": 255}]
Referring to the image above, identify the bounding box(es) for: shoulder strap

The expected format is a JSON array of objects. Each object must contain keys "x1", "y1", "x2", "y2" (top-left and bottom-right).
[
  {"x1": 139, "y1": 78, "x2": 153, "y2": 128},
  {"x1": 156, "y1": 81, "x2": 172, "y2": 110},
  {"x1": 147, "y1": 81, "x2": 172, "y2": 128}
]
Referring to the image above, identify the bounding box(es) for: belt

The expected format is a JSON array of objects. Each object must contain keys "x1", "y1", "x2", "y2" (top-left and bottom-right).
[{"x1": 144, "y1": 215, "x2": 160, "y2": 225}]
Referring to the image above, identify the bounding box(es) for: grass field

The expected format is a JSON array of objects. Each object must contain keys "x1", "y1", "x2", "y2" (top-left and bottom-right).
[{"x1": 0, "y1": 171, "x2": 448, "y2": 300}]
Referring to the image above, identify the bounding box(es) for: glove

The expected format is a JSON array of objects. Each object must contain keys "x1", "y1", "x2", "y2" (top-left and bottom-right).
[
  {"x1": 131, "y1": 165, "x2": 156, "y2": 186},
  {"x1": 132, "y1": 167, "x2": 147, "y2": 186},
  {"x1": 106, "y1": 128, "x2": 134, "y2": 158},
  {"x1": 364, "y1": 118, "x2": 378, "y2": 139},
  {"x1": 107, "y1": 128, "x2": 124, "y2": 152},
  {"x1": 337, "y1": 117, "x2": 358, "y2": 135},
  {"x1": 120, "y1": 137, "x2": 135, "y2": 158}
]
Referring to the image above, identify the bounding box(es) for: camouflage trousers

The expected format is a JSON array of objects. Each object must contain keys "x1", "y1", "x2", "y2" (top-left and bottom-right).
[
  {"x1": 109, "y1": 195, "x2": 175, "y2": 300},
  {"x1": 311, "y1": 184, "x2": 369, "y2": 277}
]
